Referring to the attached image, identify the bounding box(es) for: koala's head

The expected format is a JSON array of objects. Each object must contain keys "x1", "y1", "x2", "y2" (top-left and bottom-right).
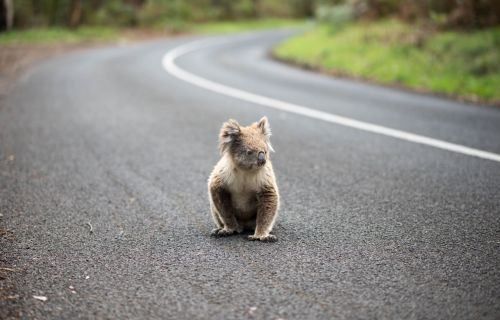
[{"x1": 219, "y1": 117, "x2": 274, "y2": 171}]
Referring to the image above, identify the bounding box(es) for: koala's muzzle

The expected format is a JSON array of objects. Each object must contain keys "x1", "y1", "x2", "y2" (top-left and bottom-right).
[{"x1": 257, "y1": 152, "x2": 266, "y2": 166}]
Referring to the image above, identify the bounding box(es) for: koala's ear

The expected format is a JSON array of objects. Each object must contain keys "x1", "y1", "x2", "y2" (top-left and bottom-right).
[
  {"x1": 219, "y1": 119, "x2": 240, "y2": 154},
  {"x1": 257, "y1": 116, "x2": 274, "y2": 152},
  {"x1": 257, "y1": 116, "x2": 271, "y2": 136}
]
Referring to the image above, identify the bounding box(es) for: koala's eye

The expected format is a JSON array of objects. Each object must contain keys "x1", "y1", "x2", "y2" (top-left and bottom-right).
[{"x1": 246, "y1": 150, "x2": 253, "y2": 155}]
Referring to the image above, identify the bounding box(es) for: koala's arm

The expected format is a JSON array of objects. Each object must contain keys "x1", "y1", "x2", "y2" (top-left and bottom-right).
[
  {"x1": 252, "y1": 184, "x2": 279, "y2": 241},
  {"x1": 209, "y1": 181, "x2": 240, "y2": 233}
]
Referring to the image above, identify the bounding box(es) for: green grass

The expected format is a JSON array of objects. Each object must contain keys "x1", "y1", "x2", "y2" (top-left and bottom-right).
[
  {"x1": 274, "y1": 19, "x2": 500, "y2": 103},
  {"x1": 0, "y1": 26, "x2": 118, "y2": 44},
  {"x1": 0, "y1": 19, "x2": 304, "y2": 45},
  {"x1": 192, "y1": 18, "x2": 305, "y2": 34}
]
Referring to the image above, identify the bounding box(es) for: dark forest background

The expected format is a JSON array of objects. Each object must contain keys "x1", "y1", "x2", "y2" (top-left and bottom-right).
[{"x1": 2, "y1": 0, "x2": 499, "y2": 31}]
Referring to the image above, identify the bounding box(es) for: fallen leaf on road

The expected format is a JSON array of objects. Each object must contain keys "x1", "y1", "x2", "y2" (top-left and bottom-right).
[
  {"x1": 33, "y1": 295, "x2": 48, "y2": 301},
  {"x1": 7, "y1": 155, "x2": 14, "y2": 162}
]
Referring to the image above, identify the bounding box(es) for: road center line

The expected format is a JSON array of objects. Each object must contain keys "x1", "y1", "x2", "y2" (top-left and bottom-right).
[{"x1": 162, "y1": 36, "x2": 500, "y2": 163}]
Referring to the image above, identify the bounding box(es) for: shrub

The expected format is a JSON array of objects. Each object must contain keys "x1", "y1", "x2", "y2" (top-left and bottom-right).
[
  {"x1": 316, "y1": 4, "x2": 354, "y2": 30},
  {"x1": 91, "y1": 0, "x2": 138, "y2": 27}
]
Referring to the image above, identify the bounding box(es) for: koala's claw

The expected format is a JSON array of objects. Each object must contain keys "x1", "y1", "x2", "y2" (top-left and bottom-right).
[
  {"x1": 210, "y1": 228, "x2": 237, "y2": 237},
  {"x1": 248, "y1": 234, "x2": 277, "y2": 242},
  {"x1": 210, "y1": 228, "x2": 222, "y2": 236}
]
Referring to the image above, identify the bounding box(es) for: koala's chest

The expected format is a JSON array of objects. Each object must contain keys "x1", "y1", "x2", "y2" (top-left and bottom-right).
[
  {"x1": 227, "y1": 178, "x2": 259, "y2": 214},
  {"x1": 230, "y1": 189, "x2": 257, "y2": 213}
]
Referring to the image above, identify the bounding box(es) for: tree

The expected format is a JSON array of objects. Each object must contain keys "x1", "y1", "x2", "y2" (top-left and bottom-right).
[
  {"x1": 2, "y1": 0, "x2": 14, "y2": 30},
  {"x1": 68, "y1": 0, "x2": 82, "y2": 28}
]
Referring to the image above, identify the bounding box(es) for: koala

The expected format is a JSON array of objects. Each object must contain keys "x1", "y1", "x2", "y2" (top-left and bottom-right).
[{"x1": 208, "y1": 117, "x2": 280, "y2": 242}]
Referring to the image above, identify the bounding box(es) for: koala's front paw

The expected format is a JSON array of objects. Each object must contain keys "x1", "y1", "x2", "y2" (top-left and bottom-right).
[
  {"x1": 210, "y1": 228, "x2": 239, "y2": 237},
  {"x1": 248, "y1": 234, "x2": 277, "y2": 242}
]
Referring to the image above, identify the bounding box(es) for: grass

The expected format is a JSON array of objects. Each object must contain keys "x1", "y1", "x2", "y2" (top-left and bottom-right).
[
  {"x1": 144, "y1": 17, "x2": 305, "y2": 34},
  {"x1": 0, "y1": 26, "x2": 118, "y2": 44},
  {"x1": 191, "y1": 18, "x2": 305, "y2": 34},
  {"x1": 0, "y1": 18, "x2": 304, "y2": 45},
  {"x1": 274, "y1": 19, "x2": 500, "y2": 104}
]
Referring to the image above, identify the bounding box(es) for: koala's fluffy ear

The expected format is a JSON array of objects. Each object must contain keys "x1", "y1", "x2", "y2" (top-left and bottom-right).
[
  {"x1": 219, "y1": 119, "x2": 240, "y2": 154},
  {"x1": 257, "y1": 116, "x2": 274, "y2": 152}
]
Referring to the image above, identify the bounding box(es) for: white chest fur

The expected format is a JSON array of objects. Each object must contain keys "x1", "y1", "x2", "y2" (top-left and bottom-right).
[{"x1": 226, "y1": 169, "x2": 263, "y2": 213}]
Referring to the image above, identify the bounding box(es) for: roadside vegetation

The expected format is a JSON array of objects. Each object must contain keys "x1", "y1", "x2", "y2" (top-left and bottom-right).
[
  {"x1": 0, "y1": 1, "x2": 311, "y2": 39},
  {"x1": 0, "y1": 18, "x2": 304, "y2": 45},
  {"x1": 273, "y1": 1, "x2": 500, "y2": 105},
  {"x1": 274, "y1": 20, "x2": 500, "y2": 103}
]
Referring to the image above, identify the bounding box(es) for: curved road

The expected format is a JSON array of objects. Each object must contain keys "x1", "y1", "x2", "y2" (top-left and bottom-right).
[{"x1": 1, "y1": 29, "x2": 499, "y2": 319}]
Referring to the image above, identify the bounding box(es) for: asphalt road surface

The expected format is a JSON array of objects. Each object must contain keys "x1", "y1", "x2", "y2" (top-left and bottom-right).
[{"x1": 1, "y1": 29, "x2": 499, "y2": 319}]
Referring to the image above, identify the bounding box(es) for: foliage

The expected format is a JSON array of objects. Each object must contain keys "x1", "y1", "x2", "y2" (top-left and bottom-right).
[
  {"x1": 274, "y1": 19, "x2": 500, "y2": 103},
  {"x1": 4, "y1": 1, "x2": 499, "y2": 30},
  {"x1": 4, "y1": 0, "x2": 316, "y2": 29},
  {"x1": 317, "y1": 0, "x2": 500, "y2": 29},
  {"x1": 91, "y1": 1, "x2": 139, "y2": 27},
  {"x1": 316, "y1": 4, "x2": 353, "y2": 29}
]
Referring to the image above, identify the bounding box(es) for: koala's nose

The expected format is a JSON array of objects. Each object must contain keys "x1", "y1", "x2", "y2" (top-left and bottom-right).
[{"x1": 257, "y1": 152, "x2": 266, "y2": 166}]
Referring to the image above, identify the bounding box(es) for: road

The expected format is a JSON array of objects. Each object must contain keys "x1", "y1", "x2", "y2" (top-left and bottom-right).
[{"x1": 1, "y1": 29, "x2": 499, "y2": 319}]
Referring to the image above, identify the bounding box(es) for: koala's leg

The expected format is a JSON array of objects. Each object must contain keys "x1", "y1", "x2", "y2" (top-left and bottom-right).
[
  {"x1": 209, "y1": 185, "x2": 241, "y2": 237},
  {"x1": 249, "y1": 185, "x2": 279, "y2": 242},
  {"x1": 210, "y1": 203, "x2": 223, "y2": 228}
]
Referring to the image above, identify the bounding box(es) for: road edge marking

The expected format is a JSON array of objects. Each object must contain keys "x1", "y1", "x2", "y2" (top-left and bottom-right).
[{"x1": 162, "y1": 36, "x2": 500, "y2": 164}]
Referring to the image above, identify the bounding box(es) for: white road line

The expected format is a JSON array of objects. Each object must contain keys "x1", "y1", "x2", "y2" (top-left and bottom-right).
[{"x1": 162, "y1": 36, "x2": 500, "y2": 163}]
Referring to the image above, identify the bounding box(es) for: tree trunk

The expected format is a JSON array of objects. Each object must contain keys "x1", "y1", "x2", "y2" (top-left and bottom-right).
[
  {"x1": 68, "y1": 0, "x2": 82, "y2": 28},
  {"x1": 251, "y1": 0, "x2": 260, "y2": 18},
  {"x1": 4, "y1": 0, "x2": 13, "y2": 30}
]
